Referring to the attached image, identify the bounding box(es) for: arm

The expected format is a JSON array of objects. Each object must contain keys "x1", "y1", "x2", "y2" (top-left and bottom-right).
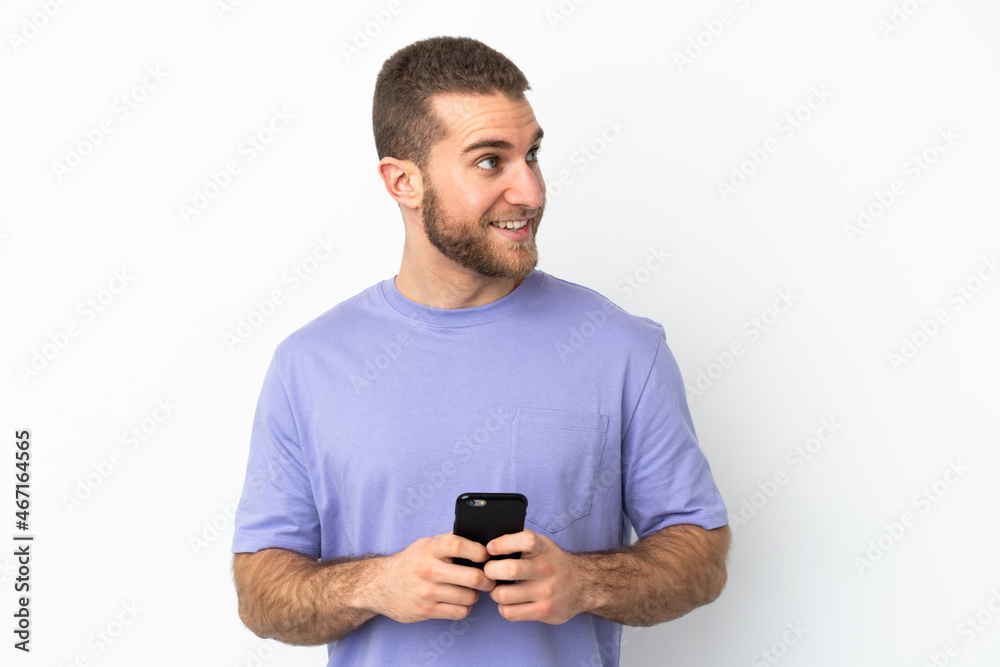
[
  {"x1": 233, "y1": 534, "x2": 496, "y2": 645},
  {"x1": 233, "y1": 548, "x2": 384, "y2": 645},
  {"x1": 484, "y1": 523, "x2": 730, "y2": 625},
  {"x1": 573, "y1": 522, "x2": 730, "y2": 625}
]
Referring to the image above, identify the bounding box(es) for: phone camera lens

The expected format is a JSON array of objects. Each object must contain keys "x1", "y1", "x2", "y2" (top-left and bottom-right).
[{"x1": 467, "y1": 499, "x2": 475, "y2": 506}]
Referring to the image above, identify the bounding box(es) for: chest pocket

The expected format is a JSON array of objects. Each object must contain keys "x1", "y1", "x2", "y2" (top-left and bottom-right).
[{"x1": 508, "y1": 407, "x2": 610, "y2": 533}]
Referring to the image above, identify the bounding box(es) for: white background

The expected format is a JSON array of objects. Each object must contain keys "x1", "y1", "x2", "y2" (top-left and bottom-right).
[{"x1": 2, "y1": 0, "x2": 999, "y2": 665}]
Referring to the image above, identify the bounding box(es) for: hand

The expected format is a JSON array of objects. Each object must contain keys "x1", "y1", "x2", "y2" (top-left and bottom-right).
[
  {"x1": 376, "y1": 533, "x2": 496, "y2": 623},
  {"x1": 483, "y1": 530, "x2": 587, "y2": 624}
]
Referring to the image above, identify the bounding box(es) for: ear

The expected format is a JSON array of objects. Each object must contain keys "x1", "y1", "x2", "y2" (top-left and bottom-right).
[{"x1": 377, "y1": 157, "x2": 423, "y2": 210}]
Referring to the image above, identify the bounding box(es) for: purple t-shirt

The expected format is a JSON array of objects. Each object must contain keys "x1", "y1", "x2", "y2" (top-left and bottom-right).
[{"x1": 232, "y1": 269, "x2": 728, "y2": 666}]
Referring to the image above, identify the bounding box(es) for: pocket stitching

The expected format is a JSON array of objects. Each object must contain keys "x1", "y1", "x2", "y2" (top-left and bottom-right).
[{"x1": 510, "y1": 408, "x2": 610, "y2": 533}]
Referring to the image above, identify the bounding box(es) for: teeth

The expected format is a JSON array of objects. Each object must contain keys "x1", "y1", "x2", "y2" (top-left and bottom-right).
[{"x1": 491, "y1": 220, "x2": 528, "y2": 230}]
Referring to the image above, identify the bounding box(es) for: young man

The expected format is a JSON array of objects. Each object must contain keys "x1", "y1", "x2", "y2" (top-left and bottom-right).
[{"x1": 232, "y1": 36, "x2": 730, "y2": 666}]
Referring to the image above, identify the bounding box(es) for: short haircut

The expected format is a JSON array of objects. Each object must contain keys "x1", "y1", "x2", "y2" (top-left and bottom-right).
[{"x1": 372, "y1": 36, "x2": 531, "y2": 168}]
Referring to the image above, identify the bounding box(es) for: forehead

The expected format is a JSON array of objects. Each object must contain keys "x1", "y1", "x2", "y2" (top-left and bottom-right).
[{"x1": 428, "y1": 93, "x2": 540, "y2": 150}]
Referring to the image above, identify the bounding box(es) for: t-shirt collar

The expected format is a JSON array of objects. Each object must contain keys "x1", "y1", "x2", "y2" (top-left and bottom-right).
[{"x1": 380, "y1": 269, "x2": 544, "y2": 327}]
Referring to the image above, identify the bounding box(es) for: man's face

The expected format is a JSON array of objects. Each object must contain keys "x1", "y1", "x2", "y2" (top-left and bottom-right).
[{"x1": 418, "y1": 93, "x2": 546, "y2": 280}]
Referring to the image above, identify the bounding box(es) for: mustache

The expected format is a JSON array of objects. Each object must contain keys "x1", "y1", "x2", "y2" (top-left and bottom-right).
[{"x1": 481, "y1": 206, "x2": 544, "y2": 225}]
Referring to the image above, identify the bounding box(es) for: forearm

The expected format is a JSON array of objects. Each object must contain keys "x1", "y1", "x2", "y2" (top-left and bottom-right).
[
  {"x1": 571, "y1": 523, "x2": 730, "y2": 626},
  {"x1": 233, "y1": 548, "x2": 388, "y2": 645}
]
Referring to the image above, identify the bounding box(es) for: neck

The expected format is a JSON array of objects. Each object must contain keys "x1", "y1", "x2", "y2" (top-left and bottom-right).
[{"x1": 395, "y1": 250, "x2": 524, "y2": 309}]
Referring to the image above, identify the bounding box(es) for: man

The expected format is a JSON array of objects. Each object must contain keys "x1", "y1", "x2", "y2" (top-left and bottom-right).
[{"x1": 232, "y1": 36, "x2": 730, "y2": 666}]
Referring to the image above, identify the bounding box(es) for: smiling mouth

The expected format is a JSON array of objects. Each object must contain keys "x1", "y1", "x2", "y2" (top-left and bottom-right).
[{"x1": 489, "y1": 218, "x2": 530, "y2": 230}]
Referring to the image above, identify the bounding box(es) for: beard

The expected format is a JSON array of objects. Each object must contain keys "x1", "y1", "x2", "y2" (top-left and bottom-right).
[{"x1": 420, "y1": 181, "x2": 543, "y2": 280}]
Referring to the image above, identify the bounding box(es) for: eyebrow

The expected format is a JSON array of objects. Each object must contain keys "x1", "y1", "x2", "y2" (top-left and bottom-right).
[{"x1": 460, "y1": 127, "x2": 544, "y2": 156}]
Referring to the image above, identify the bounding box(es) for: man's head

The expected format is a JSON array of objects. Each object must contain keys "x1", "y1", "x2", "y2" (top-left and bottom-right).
[
  {"x1": 373, "y1": 36, "x2": 531, "y2": 170},
  {"x1": 374, "y1": 37, "x2": 545, "y2": 281}
]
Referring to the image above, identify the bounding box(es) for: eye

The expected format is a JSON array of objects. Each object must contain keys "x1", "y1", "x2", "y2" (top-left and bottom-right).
[
  {"x1": 527, "y1": 146, "x2": 541, "y2": 162},
  {"x1": 476, "y1": 156, "x2": 500, "y2": 170}
]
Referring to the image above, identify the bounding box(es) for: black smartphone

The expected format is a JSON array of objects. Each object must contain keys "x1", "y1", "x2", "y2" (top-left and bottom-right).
[{"x1": 452, "y1": 492, "x2": 527, "y2": 584}]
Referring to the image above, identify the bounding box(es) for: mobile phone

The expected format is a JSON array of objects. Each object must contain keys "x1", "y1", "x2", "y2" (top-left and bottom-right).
[{"x1": 452, "y1": 492, "x2": 527, "y2": 584}]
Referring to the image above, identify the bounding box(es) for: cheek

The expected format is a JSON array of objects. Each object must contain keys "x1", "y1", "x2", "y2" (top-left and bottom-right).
[
  {"x1": 472, "y1": 193, "x2": 507, "y2": 220},
  {"x1": 438, "y1": 174, "x2": 508, "y2": 220},
  {"x1": 445, "y1": 176, "x2": 488, "y2": 209}
]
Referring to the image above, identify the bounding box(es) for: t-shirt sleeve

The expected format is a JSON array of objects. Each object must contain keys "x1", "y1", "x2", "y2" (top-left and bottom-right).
[
  {"x1": 621, "y1": 324, "x2": 728, "y2": 539},
  {"x1": 231, "y1": 350, "x2": 321, "y2": 559}
]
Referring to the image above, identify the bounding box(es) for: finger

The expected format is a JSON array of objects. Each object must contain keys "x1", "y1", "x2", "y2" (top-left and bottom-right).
[
  {"x1": 497, "y1": 600, "x2": 552, "y2": 623},
  {"x1": 426, "y1": 601, "x2": 477, "y2": 622},
  {"x1": 443, "y1": 562, "x2": 497, "y2": 592},
  {"x1": 487, "y1": 530, "x2": 542, "y2": 557},
  {"x1": 489, "y1": 578, "x2": 548, "y2": 606},
  {"x1": 483, "y1": 555, "x2": 536, "y2": 583},
  {"x1": 430, "y1": 582, "x2": 481, "y2": 608},
  {"x1": 436, "y1": 534, "x2": 490, "y2": 564}
]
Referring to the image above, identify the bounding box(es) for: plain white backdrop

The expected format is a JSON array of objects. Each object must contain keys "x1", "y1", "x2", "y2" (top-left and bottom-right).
[{"x1": 2, "y1": 0, "x2": 999, "y2": 665}]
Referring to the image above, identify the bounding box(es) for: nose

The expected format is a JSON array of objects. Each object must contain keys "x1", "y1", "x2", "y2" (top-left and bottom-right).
[{"x1": 504, "y1": 160, "x2": 545, "y2": 211}]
